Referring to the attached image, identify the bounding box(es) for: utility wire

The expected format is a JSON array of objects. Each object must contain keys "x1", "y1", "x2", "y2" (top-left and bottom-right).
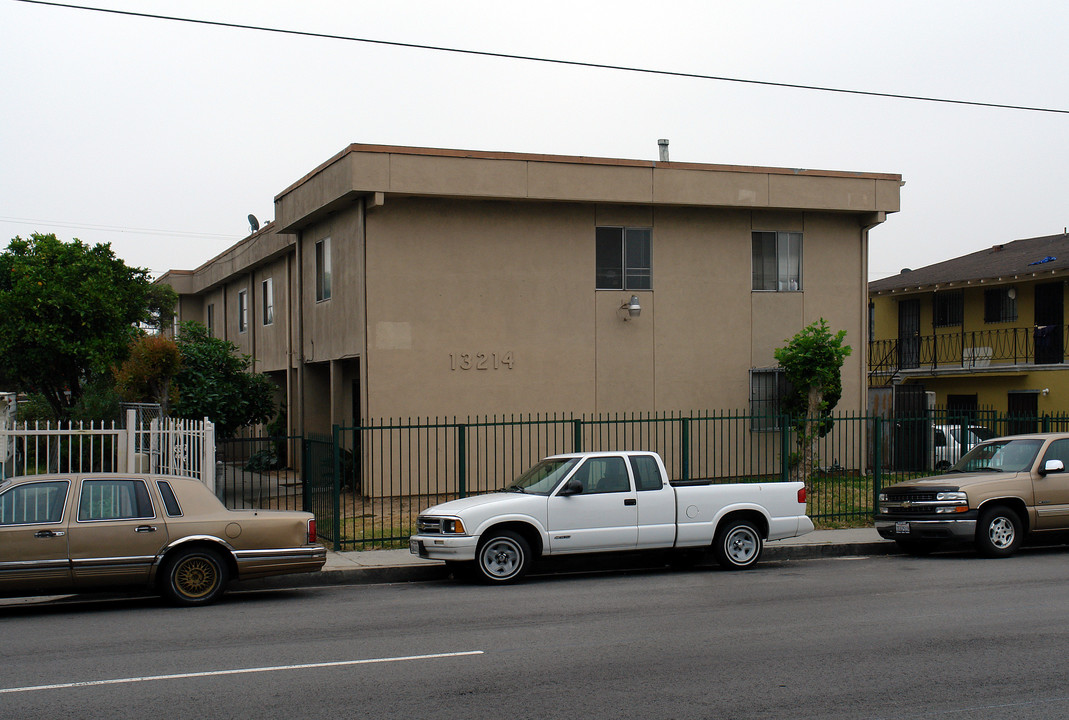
[
  {"x1": 14, "y1": 0, "x2": 1069, "y2": 116},
  {"x1": 0, "y1": 215, "x2": 241, "y2": 241}
]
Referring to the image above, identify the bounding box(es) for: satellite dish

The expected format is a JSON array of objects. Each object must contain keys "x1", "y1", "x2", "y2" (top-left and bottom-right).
[{"x1": 248, "y1": 214, "x2": 260, "y2": 233}]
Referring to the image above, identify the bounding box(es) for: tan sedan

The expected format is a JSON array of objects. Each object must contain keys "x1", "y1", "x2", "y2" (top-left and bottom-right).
[{"x1": 0, "y1": 473, "x2": 326, "y2": 606}]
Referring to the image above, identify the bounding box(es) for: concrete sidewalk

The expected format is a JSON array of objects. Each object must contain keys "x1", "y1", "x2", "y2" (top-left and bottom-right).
[{"x1": 242, "y1": 527, "x2": 898, "y2": 589}]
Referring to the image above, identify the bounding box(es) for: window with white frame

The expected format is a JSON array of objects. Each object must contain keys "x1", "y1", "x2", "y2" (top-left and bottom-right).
[
  {"x1": 596, "y1": 227, "x2": 652, "y2": 290},
  {"x1": 750, "y1": 368, "x2": 790, "y2": 431},
  {"x1": 315, "y1": 237, "x2": 332, "y2": 302},
  {"x1": 238, "y1": 289, "x2": 248, "y2": 333},
  {"x1": 752, "y1": 231, "x2": 802, "y2": 291},
  {"x1": 262, "y1": 278, "x2": 274, "y2": 326}
]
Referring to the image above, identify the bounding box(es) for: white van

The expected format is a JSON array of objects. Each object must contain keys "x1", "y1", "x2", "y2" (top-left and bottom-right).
[{"x1": 932, "y1": 424, "x2": 997, "y2": 471}]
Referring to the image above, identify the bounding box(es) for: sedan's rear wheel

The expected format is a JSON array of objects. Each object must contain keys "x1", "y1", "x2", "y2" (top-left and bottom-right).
[
  {"x1": 475, "y1": 531, "x2": 530, "y2": 584},
  {"x1": 161, "y1": 547, "x2": 230, "y2": 606}
]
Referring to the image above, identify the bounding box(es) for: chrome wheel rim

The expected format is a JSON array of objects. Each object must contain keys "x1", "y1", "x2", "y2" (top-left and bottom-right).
[
  {"x1": 480, "y1": 538, "x2": 522, "y2": 579},
  {"x1": 725, "y1": 527, "x2": 759, "y2": 564},
  {"x1": 988, "y1": 517, "x2": 1016, "y2": 549}
]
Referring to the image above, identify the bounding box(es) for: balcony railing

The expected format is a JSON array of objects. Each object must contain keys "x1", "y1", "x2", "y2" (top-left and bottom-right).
[{"x1": 869, "y1": 324, "x2": 1066, "y2": 381}]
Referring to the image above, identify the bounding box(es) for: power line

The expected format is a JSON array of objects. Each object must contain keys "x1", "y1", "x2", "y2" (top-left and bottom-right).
[
  {"x1": 0, "y1": 215, "x2": 241, "y2": 241},
  {"x1": 14, "y1": 0, "x2": 1069, "y2": 116}
]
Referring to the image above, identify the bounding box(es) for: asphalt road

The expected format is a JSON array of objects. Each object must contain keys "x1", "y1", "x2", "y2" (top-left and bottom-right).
[{"x1": 4, "y1": 549, "x2": 1069, "y2": 719}]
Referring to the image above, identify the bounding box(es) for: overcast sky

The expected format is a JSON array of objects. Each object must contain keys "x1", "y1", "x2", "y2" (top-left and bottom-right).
[{"x1": 1, "y1": 0, "x2": 1066, "y2": 280}]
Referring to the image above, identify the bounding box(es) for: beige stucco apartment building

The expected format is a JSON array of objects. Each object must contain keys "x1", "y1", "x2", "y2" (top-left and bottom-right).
[{"x1": 158, "y1": 144, "x2": 901, "y2": 439}]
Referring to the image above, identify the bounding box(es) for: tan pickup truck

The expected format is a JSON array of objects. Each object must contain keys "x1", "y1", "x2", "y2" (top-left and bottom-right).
[{"x1": 876, "y1": 432, "x2": 1069, "y2": 557}]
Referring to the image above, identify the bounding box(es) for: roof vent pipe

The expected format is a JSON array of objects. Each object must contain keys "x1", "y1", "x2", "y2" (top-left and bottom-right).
[{"x1": 658, "y1": 139, "x2": 669, "y2": 162}]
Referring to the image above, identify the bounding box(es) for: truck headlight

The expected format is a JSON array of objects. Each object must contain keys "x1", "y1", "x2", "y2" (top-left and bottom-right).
[
  {"x1": 935, "y1": 491, "x2": 967, "y2": 501},
  {"x1": 441, "y1": 518, "x2": 467, "y2": 535},
  {"x1": 878, "y1": 493, "x2": 888, "y2": 502}
]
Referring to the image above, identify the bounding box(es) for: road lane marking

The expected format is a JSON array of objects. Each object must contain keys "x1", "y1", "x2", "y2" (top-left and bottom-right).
[{"x1": 0, "y1": 651, "x2": 484, "y2": 695}]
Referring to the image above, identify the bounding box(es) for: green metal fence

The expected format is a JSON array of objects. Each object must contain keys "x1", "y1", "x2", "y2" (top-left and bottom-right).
[{"x1": 218, "y1": 411, "x2": 1069, "y2": 551}]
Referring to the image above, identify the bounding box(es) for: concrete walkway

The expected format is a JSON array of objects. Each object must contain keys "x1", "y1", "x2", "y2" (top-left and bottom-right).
[{"x1": 244, "y1": 527, "x2": 897, "y2": 589}]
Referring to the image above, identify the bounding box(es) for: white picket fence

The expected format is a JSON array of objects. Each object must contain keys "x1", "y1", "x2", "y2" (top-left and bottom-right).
[{"x1": 0, "y1": 409, "x2": 215, "y2": 491}]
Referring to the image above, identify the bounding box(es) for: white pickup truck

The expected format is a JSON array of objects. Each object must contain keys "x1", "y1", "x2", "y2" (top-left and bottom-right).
[{"x1": 409, "y1": 451, "x2": 814, "y2": 583}]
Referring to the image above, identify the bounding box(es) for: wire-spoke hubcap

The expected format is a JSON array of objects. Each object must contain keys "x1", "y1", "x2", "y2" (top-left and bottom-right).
[
  {"x1": 726, "y1": 528, "x2": 758, "y2": 563},
  {"x1": 989, "y1": 517, "x2": 1015, "y2": 548},
  {"x1": 176, "y1": 558, "x2": 218, "y2": 598}
]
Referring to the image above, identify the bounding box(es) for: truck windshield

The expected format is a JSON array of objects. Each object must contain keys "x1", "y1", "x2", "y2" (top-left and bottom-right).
[
  {"x1": 953, "y1": 438, "x2": 1043, "y2": 473},
  {"x1": 507, "y1": 458, "x2": 579, "y2": 496}
]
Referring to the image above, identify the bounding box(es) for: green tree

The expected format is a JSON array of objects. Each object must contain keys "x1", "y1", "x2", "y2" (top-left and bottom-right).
[
  {"x1": 773, "y1": 318, "x2": 852, "y2": 484},
  {"x1": 113, "y1": 334, "x2": 182, "y2": 414},
  {"x1": 172, "y1": 321, "x2": 275, "y2": 438},
  {"x1": 0, "y1": 233, "x2": 166, "y2": 420}
]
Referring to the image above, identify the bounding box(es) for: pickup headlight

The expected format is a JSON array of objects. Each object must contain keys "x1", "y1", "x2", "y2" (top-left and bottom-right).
[
  {"x1": 441, "y1": 518, "x2": 467, "y2": 535},
  {"x1": 935, "y1": 491, "x2": 967, "y2": 502},
  {"x1": 878, "y1": 493, "x2": 888, "y2": 502}
]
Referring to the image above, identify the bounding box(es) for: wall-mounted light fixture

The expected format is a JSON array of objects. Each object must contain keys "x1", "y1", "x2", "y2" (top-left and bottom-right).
[{"x1": 620, "y1": 295, "x2": 641, "y2": 321}]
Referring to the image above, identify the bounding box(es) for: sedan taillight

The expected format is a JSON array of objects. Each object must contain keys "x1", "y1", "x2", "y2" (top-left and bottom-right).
[{"x1": 307, "y1": 519, "x2": 317, "y2": 544}]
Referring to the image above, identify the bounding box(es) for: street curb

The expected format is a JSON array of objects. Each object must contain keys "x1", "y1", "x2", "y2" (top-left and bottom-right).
[{"x1": 235, "y1": 540, "x2": 901, "y2": 590}]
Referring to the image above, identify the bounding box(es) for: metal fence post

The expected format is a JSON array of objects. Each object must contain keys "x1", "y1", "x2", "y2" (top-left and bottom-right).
[
  {"x1": 457, "y1": 423, "x2": 467, "y2": 499},
  {"x1": 780, "y1": 415, "x2": 790, "y2": 483},
  {"x1": 572, "y1": 418, "x2": 583, "y2": 453},
  {"x1": 332, "y1": 424, "x2": 341, "y2": 551},
  {"x1": 680, "y1": 417, "x2": 690, "y2": 482},
  {"x1": 202, "y1": 417, "x2": 216, "y2": 494},
  {"x1": 873, "y1": 415, "x2": 883, "y2": 516}
]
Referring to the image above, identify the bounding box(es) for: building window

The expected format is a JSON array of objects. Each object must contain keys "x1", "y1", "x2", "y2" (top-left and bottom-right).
[
  {"x1": 238, "y1": 289, "x2": 248, "y2": 333},
  {"x1": 750, "y1": 368, "x2": 790, "y2": 431},
  {"x1": 752, "y1": 231, "x2": 802, "y2": 291},
  {"x1": 206, "y1": 303, "x2": 214, "y2": 334},
  {"x1": 933, "y1": 291, "x2": 963, "y2": 327},
  {"x1": 596, "y1": 227, "x2": 652, "y2": 290},
  {"x1": 315, "y1": 237, "x2": 332, "y2": 302},
  {"x1": 984, "y1": 287, "x2": 1017, "y2": 323},
  {"x1": 262, "y1": 278, "x2": 274, "y2": 326}
]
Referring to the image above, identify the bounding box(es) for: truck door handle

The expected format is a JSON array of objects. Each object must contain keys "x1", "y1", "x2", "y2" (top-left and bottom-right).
[
  {"x1": 624, "y1": 498, "x2": 637, "y2": 506},
  {"x1": 34, "y1": 530, "x2": 66, "y2": 538},
  {"x1": 135, "y1": 525, "x2": 158, "y2": 533}
]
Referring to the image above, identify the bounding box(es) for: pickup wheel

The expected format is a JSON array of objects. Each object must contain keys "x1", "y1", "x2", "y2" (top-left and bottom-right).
[
  {"x1": 975, "y1": 505, "x2": 1022, "y2": 558},
  {"x1": 713, "y1": 520, "x2": 763, "y2": 570},
  {"x1": 475, "y1": 530, "x2": 530, "y2": 584}
]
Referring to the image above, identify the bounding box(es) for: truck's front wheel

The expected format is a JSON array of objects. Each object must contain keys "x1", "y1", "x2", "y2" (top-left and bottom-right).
[
  {"x1": 713, "y1": 519, "x2": 763, "y2": 570},
  {"x1": 475, "y1": 530, "x2": 530, "y2": 584},
  {"x1": 975, "y1": 505, "x2": 1022, "y2": 558}
]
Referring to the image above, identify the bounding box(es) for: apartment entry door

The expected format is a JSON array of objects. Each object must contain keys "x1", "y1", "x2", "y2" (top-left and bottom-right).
[
  {"x1": 1034, "y1": 282, "x2": 1063, "y2": 365},
  {"x1": 898, "y1": 299, "x2": 921, "y2": 370}
]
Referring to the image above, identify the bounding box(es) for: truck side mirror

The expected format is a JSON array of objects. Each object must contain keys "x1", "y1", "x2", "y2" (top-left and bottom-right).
[
  {"x1": 558, "y1": 478, "x2": 583, "y2": 496},
  {"x1": 1041, "y1": 459, "x2": 1065, "y2": 476}
]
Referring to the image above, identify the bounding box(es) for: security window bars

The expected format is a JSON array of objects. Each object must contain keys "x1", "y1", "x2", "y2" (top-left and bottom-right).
[
  {"x1": 262, "y1": 278, "x2": 274, "y2": 326},
  {"x1": 315, "y1": 237, "x2": 332, "y2": 302},
  {"x1": 752, "y1": 231, "x2": 802, "y2": 291},
  {"x1": 934, "y1": 291, "x2": 963, "y2": 327},
  {"x1": 596, "y1": 227, "x2": 652, "y2": 290},
  {"x1": 984, "y1": 288, "x2": 1017, "y2": 323},
  {"x1": 750, "y1": 368, "x2": 790, "y2": 431}
]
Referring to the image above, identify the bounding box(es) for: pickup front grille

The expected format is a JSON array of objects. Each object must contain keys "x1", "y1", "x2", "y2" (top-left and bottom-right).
[
  {"x1": 883, "y1": 492, "x2": 937, "y2": 503},
  {"x1": 417, "y1": 517, "x2": 442, "y2": 534}
]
